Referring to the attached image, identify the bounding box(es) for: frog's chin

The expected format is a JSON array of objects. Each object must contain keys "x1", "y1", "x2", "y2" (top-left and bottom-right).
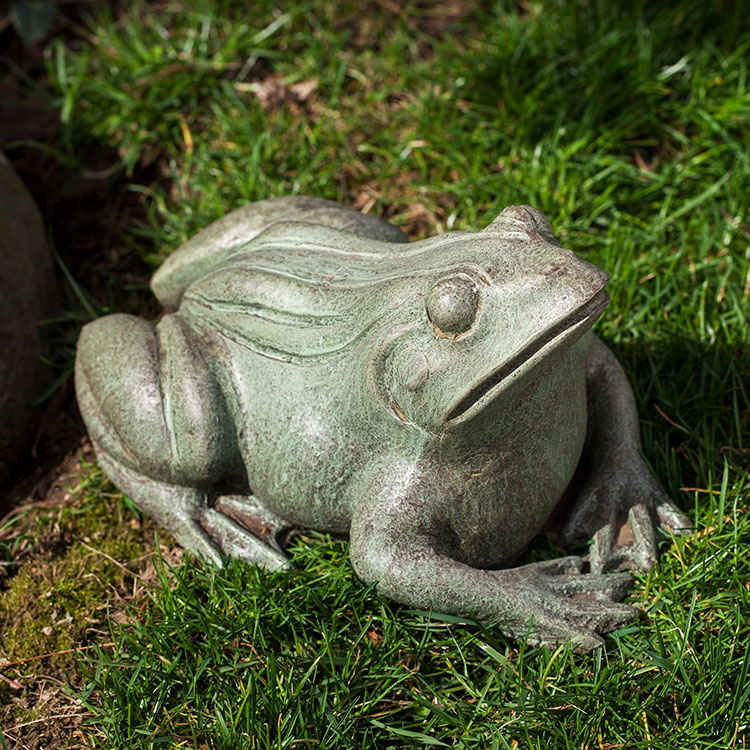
[{"x1": 444, "y1": 289, "x2": 609, "y2": 425}]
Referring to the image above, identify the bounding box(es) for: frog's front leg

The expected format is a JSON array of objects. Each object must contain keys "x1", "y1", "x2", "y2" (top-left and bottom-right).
[
  {"x1": 349, "y1": 468, "x2": 636, "y2": 652},
  {"x1": 556, "y1": 333, "x2": 692, "y2": 573}
]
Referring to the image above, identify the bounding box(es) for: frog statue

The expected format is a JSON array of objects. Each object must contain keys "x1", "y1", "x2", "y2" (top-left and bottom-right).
[{"x1": 75, "y1": 197, "x2": 691, "y2": 651}]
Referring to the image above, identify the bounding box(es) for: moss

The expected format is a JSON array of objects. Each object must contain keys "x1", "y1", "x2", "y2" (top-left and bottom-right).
[
  {"x1": 0, "y1": 462, "x2": 156, "y2": 672},
  {"x1": 1, "y1": 569, "x2": 77, "y2": 663},
  {"x1": 0, "y1": 458, "x2": 170, "y2": 746}
]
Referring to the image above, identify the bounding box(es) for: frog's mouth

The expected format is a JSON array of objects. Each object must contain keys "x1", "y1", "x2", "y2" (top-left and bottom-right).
[{"x1": 445, "y1": 289, "x2": 609, "y2": 424}]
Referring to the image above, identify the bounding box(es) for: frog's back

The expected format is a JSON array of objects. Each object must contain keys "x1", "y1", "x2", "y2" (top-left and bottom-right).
[
  {"x1": 176, "y1": 222, "x2": 419, "y2": 363},
  {"x1": 152, "y1": 197, "x2": 409, "y2": 312}
]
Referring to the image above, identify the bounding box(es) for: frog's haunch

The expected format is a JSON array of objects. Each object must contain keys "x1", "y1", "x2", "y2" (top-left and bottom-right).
[{"x1": 76, "y1": 313, "x2": 236, "y2": 486}]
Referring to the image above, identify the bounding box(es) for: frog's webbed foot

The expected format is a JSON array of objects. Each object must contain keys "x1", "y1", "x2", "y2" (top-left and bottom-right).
[
  {"x1": 351, "y1": 493, "x2": 636, "y2": 652},
  {"x1": 98, "y1": 451, "x2": 292, "y2": 570},
  {"x1": 353, "y1": 524, "x2": 636, "y2": 651},
  {"x1": 94, "y1": 449, "x2": 225, "y2": 567},
  {"x1": 557, "y1": 456, "x2": 693, "y2": 574},
  {"x1": 490, "y1": 557, "x2": 636, "y2": 651},
  {"x1": 200, "y1": 495, "x2": 293, "y2": 571}
]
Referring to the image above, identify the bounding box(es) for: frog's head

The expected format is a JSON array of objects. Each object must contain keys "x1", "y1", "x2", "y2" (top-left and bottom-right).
[{"x1": 372, "y1": 205, "x2": 610, "y2": 432}]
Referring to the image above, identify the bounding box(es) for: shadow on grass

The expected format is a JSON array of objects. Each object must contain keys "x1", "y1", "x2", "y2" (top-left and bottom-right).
[
  {"x1": 611, "y1": 335, "x2": 750, "y2": 490},
  {"x1": 1, "y1": 11, "x2": 164, "y2": 509}
]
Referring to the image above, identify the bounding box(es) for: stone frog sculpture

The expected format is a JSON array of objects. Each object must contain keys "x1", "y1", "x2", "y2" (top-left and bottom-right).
[{"x1": 75, "y1": 197, "x2": 691, "y2": 651}]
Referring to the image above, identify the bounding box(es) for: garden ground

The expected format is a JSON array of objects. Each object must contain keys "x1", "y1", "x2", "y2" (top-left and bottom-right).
[{"x1": 1, "y1": 1, "x2": 749, "y2": 747}]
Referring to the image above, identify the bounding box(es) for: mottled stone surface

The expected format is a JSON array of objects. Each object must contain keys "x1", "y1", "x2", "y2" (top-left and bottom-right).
[
  {"x1": 0, "y1": 155, "x2": 57, "y2": 492},
  {"x1": 76, "y1": 197, "x2": 692, "y2": 650}
]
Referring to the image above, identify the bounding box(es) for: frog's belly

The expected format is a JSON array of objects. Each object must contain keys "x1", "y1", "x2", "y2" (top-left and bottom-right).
[
  {"x1": 238, "y1": 407, "x2": 357, "y2": 533},
  {"x1": 445, "y1": 362, "x2": 588, "y2": 569},
  {"x1": 214, "y1": 345, "x2": 363, "y2": 532}
]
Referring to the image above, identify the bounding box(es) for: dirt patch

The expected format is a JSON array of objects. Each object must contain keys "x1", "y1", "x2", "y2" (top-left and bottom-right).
[{"x1": 0, "y1": 445, "x2": 181, "y2": 749}]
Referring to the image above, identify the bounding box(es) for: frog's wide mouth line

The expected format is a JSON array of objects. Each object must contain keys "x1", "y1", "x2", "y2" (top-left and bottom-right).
[{"x1": 445, "y1": 289, "x2": 609, "y2": 423}]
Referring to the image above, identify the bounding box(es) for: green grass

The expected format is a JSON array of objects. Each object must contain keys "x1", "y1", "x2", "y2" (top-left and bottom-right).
[
  {"x1": 3, "y1": 0, "x2": 750, "y2": 747},
  {"x1": 75, "y1": 515, "x2": 750, "y2": 749}
]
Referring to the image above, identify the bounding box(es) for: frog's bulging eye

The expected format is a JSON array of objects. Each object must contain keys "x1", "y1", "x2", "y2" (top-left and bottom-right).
[{"x1": 426, "y1": 276, "x2": 480, "y2": 337}]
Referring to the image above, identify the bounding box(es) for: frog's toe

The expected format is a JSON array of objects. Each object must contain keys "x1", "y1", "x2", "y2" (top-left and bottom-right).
[
  {"x1": 589, "y1": 522, "x2": 629, "y2": 574},
  {"x1": 565, "y1": 631, "x2": 606, "y2": 654},
  {"x1": 539, "y1": 583, "x2": 636, "y2": 649},
  {"x1": 628, "y1": 503, "x2": 659, "y2": 570},
  {"x1": 520, "y1": 595, "x2": 635, "y2": 652},
  {"x1": 508, "y1": 558, "x2": 636, "y2": 649},
  {"x1": 521, "y1": 556, "x2": 633, "y2": 600},
  {"x1": 656, "y1": 501, "x2": 693, "y2": 535},
  {"x1": 589, "y1": 502, "x2": 664, "y2": 574},
  {"x1": 519, "y1": 612, "x2": 605, "y2": 652},
  {"x1": 561, "y1": 596, "x2": 637, "y2": 633},
  {"x1": 200, "y1": 507, "x2": 292, "y2": 571},
  {"x1": 170, "y1": 520, "x2": 225, "y2": 568},
  {"x1": 527, "y1": 555, "x2": 585, "y2": 576},
  {"x1": 212, "y1": 495, "x2": 291, "y2": 554},
  {"x1": 557, "y1": 571, "x2": 634, "y2": 602}
]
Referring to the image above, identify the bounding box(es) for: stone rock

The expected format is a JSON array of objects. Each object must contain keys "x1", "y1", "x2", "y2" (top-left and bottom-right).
[{"x1": 0, "y1": 154, "x2": 58, "y2": 492}]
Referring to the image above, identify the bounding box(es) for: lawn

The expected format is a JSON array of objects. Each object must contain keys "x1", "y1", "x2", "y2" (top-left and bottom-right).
[{"x1": 1, "y1": 0, "x2": 749, "y2": 747}]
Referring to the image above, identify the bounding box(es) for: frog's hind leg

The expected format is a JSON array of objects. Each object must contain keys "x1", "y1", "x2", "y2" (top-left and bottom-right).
[
  {"x1": 202, "y1": 496, "x2": 294, "y2": 570},
  {"x1": 93, "y1": 448, "x2": 225, "y2": 566},
  {"x1": 76, "y1": 311, "x2": 287, "y2": 571},
  {"x1": 76, "y1": 312, "x2": 229, "y2": 564},
  {"x1": 209, "y1": 496, "x2": 291, "y2": 554}
]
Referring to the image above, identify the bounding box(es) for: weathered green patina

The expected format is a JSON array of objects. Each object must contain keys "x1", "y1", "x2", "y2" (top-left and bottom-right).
[{"x1": 75, "y1": 198, "x2": 691, "y2": 650}]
